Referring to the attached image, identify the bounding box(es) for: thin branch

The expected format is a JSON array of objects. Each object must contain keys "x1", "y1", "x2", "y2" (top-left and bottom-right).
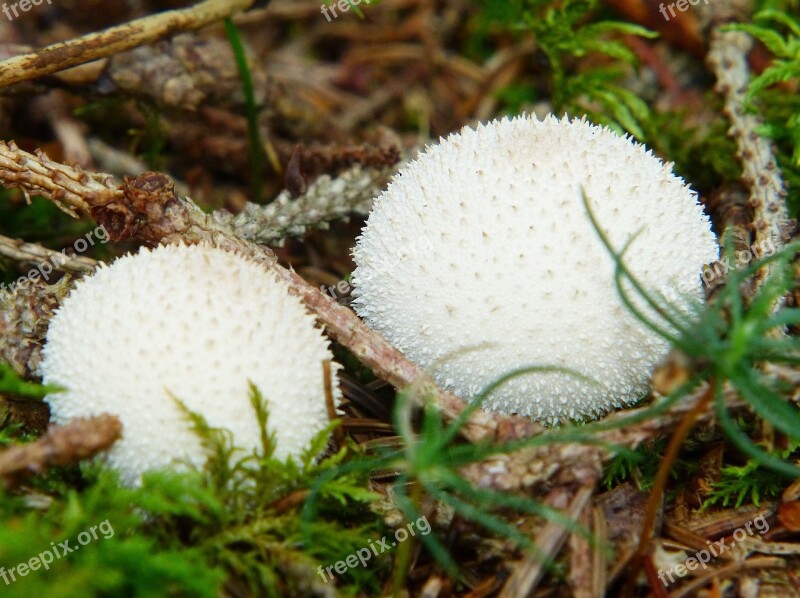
[
  {"x1": 0, "y1": 0, "x2": 257, "y2": 89},
  {"x1": 0, "y1": 234, "x2": 98, "y2": 275},
  {"x1": 499, "y1": 484, "x2": 597, "y2": 597},
  {"x1": 0, "y1": 140, "x2": 119, "y2": 217},
  {"x1": 707, "y1": 28, "x2": 793, "y2": 291},
  {"x1": 459, "y1": 382, "x2": 745, "y2": 492},
  {"x1": 568, "y1": 496, "x2": 606, "y2": 597},
  {"x1": 0, "y1": 415, "x2": 122, "y2": 485}
]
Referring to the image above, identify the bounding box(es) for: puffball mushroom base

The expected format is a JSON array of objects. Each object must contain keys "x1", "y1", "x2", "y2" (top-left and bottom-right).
[
  {"x1": 352, "y1": 115, "x2": 719, "y2": 425},
  {"x1": 42, "y1": 243, "x2": 339, "y2": 486}
]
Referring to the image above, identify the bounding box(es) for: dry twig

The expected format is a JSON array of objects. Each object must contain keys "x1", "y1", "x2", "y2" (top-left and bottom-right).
[
  {"x1": 499, "y1": 484, "x2": 597, "y2": 597},
  {"x1": 0, "y1": 234, "x2": 98, "y2": 275},
  {"x1": 707, "y1": 28, "x2": 793, "y2": 290},
  {"x1": 0, "y1": 0, "x2": 258, "y2": 89},
  {"x1": 0, "y1": 415, "x2": 122, "y2": 484},
  {"x1": 0, "y1": 140, "x2": 119, "y2": 217},
  {"x1": 568, "y1": 497, "x2": 607, "y2": 597}
]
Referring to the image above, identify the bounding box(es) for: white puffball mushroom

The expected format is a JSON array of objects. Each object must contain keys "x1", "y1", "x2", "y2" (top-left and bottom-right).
[
  {"x1": 352, "y1": 114, "x2": 719, "y2": 424},
  {"x1": 42, "y1": 243, "x2": 339, "y2": 486}
]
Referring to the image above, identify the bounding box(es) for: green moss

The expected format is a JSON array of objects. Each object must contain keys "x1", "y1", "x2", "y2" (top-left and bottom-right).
[
  {"x1": 703, "y1": 445, "x2": 797, "y2": 508},
  {"x1": 603, "y1": 440, "x2": 665, "y2": 491},
  {"x1": 0, "y1": 386, "x2": 385, "y2": 597}
]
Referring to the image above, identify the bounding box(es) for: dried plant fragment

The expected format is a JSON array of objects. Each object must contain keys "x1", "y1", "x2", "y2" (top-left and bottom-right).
[
  {"x1": 0, "y1": 415, "x2": 122, "y2": 485},
  {"x1": 0, "y1": 275, "x2": 75, "y2": 379},
  {"x1": 707, "y1": 29, "x2": 793, "y2": 292},
  {"x1": 103, "y1": 33, "x2": 267, "y2": 111}
]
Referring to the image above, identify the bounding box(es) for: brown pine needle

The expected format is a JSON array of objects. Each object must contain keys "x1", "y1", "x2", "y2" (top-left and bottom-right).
[{"x1": 623, "y1": 382, "x2": 716, "y2": 596}]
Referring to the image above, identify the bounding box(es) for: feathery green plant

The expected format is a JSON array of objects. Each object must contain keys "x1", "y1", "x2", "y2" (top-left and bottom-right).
[
  {"x1": 703, "y1": 444, "x2": 796, "y2": 508},
  {"x1": 0, "y1": 385, "x2": 383, "y2": 597},
  {"x1": 476, "y1": 0, "x2": 657, "y2": 139},
  {"x1": 0, "y1": 470, "x2": 226, "y2": 598},
  {"x1": 583, "y1": 191, "x2": 800, "y2": 480},
  {"x1": 302, "y1": 367, "x2": 609, "y2": 587},
  {"x1": 602, "y1": 440, "x2": 666, "y2": 491}
]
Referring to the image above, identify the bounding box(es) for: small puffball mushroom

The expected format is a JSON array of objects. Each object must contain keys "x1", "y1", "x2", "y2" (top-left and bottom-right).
[
  {"x1": 352, "y1": 114, "x2": 719, "y2": 424},
  {"x1": 42, "y1": 243, "x2": 339, "y2": 486}
]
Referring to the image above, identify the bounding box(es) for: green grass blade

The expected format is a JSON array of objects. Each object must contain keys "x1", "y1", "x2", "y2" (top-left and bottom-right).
[{"x1": 224, "y1": 18, "x2": 265, "y2": 204}]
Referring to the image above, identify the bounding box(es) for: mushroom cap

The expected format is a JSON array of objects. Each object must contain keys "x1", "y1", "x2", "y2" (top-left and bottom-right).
[
  {"x1": 352, "y1": 114, "x2": 718, "y2": 424},
  {"x1": 42, "y1": 243, "x2": 338, "y2": 486}
]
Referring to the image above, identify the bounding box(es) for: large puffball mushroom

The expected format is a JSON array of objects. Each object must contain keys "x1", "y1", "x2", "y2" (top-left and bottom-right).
[
  {"x1": 41, "y1": 243, "x2": 339, "y2": 486},
  {"x1": 352, "y1": 114, "x2": 719, "y2": 424}
]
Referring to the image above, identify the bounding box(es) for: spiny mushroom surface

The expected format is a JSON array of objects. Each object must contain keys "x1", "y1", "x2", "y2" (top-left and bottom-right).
[
  {"x1": 352, "y1": 114, "x2": 719, "y2": 424},
  {"x1": 42, "y1": 243, "x2": 338, "y2": 486}
]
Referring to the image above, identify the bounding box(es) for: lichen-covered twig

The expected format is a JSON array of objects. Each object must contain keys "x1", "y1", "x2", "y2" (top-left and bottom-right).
[
  {"x1": 0, "y1": 0, "x2": 257, "y2": 89},
  {"x1": 707, "y1": 28, "x2": 793, "y2": 289},
  {"x1": 0, "y1": 140, "x2": 119, "y2": 217},
  {"x1": 0, "y1": 415, "x2": 121, "y2": 484},
  {"x1": 0, "y1": 276, "x2": 75, "y2": 378},
  {"x1": 0, "y1": 234, "x2": 98, "y2": 275},
  {"x1": 1, "y1": 137, "x2": 397, "y2": 247},
  {"x1": 211, "y1": 165, "x2": 395, "y2": 244},
  {"x1": 459, "y1": 382, "x2": 745, "y2": 491}
]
